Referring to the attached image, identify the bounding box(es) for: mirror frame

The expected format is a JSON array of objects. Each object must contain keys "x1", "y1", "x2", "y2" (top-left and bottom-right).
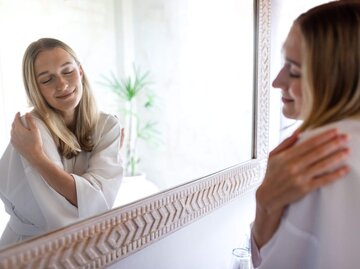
[{"x1": 0, "y1": 0, "x2": 270, "y2": 268}]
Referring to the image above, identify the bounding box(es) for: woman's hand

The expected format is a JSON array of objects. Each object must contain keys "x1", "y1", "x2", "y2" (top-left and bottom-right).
[
  {"x1": 253, "y1": 129, "x2": 350, "y2": 249},
  {"x1": 11, "y1": 112, "x2": 45, "y2": 164}
]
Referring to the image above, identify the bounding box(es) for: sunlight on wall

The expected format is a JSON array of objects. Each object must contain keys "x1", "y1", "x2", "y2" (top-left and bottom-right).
[{"x1": 130, "y1": 0, "x2": 254, "y2": 188}]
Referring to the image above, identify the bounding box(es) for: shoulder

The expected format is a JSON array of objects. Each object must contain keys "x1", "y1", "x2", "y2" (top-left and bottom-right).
[
  {"x1": 299, "y1": 119, "x2": 360, "y2": 143},
  {"x1": 22, "y1": 112, "x2": 51, "y2": 134},
  {"x1": 99, "y1": 112, "x2": 121, "y2": 125},
  {"x1": 98, "y1": 112, "x2": 122, "y2": 129},
  {"x1": 95, "y1": 112, "x2": 122, "y2": 137}
]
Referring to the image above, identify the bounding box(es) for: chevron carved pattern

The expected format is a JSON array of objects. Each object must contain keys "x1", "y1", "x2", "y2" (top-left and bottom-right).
[
  {"x1": 256, "y1": 0, "x2": 271, "y2": 160},
  {"x1": 0, "y1": 161, "x2": 262, "y2": 269}
]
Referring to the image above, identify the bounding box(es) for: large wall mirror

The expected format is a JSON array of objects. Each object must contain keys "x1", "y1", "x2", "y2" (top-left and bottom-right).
[{"x1": 0, "y1": 0, "x2": 270, "y2": 267}]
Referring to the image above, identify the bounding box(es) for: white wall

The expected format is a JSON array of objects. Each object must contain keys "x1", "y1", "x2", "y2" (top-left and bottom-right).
[{"x1": 112, "y1": 0, "x2": 255, "y2": 189}]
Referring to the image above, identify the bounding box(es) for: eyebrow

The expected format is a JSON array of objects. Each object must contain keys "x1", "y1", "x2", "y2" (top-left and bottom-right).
[{"x1": 36, "y1": 61, "x2": 73, "y2": 78}]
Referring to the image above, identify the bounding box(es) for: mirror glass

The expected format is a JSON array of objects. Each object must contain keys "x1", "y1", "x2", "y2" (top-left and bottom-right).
[{"x1": 0, "y1": 0, "x2": 254, "y2": 248}]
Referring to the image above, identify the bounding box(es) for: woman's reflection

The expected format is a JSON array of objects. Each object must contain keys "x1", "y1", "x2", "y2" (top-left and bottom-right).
[{"x1": 0, "y1": 38, "x2": 123, "y2": 247}]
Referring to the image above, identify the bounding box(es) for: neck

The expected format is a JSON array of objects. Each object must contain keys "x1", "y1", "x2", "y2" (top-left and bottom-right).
[{"x1": 61, "y1": 110, "x2": 76, "y2": 129}]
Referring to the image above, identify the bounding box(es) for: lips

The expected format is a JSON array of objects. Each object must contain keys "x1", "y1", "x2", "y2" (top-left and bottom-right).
[
  {"x1": 57, "y1": 89, "x2": 75, "y2": 99},
  {"x1": 281, "y1": 96, "x2": 294, "y2": 103}
]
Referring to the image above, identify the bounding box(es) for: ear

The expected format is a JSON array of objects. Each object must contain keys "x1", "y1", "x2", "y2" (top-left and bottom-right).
[{"x1": 79, "y1": 64, "x2": 84, "y2": 79}]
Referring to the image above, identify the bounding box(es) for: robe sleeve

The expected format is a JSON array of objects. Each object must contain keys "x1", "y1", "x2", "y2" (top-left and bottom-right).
[
  {"x1": 20, "y1": 115, "x2": 122, "y2": 229},
  {"x1": 72, "y1": 115, "x2": 123, "y2": 218},
  {"x1": 250, "y1": 225, "x2": 262, "y2": 268},
  {"x1": 19, "y1": 118, "x2": 78, "y2": 229}
]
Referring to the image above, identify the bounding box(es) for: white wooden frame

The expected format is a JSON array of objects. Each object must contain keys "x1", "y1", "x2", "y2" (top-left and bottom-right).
[{"x1": 0, "y1": 0, "x2": 271, "y2": 268}]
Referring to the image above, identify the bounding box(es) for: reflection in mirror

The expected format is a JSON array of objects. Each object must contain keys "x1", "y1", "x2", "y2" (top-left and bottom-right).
[{"x1": 0, "y1": 0, "x2": 254, "y2": 250}]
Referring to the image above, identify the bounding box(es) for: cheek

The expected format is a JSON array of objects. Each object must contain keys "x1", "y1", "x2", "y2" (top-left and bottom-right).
[
  {"x1": 71, "y1": 72, "x2": 83, "y2": 86},
  {"x1": 289, "y1": 81, "x2": 302, "y2": 100},
  {"x1": 38, "y1": 87, "x2": 51, "y2": 101}
]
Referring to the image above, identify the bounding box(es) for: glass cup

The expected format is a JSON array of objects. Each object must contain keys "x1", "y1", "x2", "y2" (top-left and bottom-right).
[{"x1": 230, "y1": 247, "x2": 252, "y2": 269}]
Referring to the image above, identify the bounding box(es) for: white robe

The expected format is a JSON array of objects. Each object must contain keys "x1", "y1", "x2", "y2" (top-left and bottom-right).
[
  {"x1": 258, "y1": 119, "x2": 360, "y2": 269},
  {"x1": 0, "y1": 112, "x2": 123, "y2": 246}
]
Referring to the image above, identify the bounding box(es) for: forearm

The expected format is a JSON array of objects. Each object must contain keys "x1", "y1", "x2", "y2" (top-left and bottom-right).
[
  {"x1": 252, "y1": 204, "x2": 283, "y2": 249},
  {"x1": 29, "y1": 152, "x2": 77, "y2": 206}
]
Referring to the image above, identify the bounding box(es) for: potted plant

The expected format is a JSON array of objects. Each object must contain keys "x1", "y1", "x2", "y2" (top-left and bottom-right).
[
  {"x1": 99, "y1": 66, "x2": 160, "y2": 177},
  {"x1": 99, "y1": 66, "x2": 161, "y2": 205}
]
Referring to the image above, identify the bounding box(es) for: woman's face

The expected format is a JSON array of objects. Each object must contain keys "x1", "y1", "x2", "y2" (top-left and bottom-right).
[
  {"x1": 272, "y1": 23, "x2": 303, "y2": 119},
  {"x1": 34, "y1": 47, "x2": 83, "y2": 125}
]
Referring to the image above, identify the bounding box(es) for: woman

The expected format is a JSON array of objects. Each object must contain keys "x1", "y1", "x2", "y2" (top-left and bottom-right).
[
  {"x1": 0, "y1": 38, "x2": 123, "y2": 246},
  {"x1": 252, "y1": 1, "x2": 360, "y2": 268}
]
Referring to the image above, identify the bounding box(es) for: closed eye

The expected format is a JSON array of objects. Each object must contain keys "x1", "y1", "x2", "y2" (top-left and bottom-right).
[
  {"x1": 284, "y1": 62, "x2": 301, "y2": 79},
  {"x1": 289, "y1": 72, "x2": 301, "y2": 79},
  {"x1": 40, "y1": 77, "x2": 52, "y2": 84},
  {"x1": 63, "y1": 69, "x2": 74, "y2": 75}
]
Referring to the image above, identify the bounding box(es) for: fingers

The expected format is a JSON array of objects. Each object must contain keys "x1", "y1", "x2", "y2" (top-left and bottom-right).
[
  {"x1": 263, "y1": 161, "x2": 350, "y2": 214},
  {"x1": 305, "y1": 147, "x2": 350, "y2": 179},
  {"x1": 12, "y1": 112, "x2": 21, "y2": 128},
  {"x1": 263, "y1": 168, "x2": 347, "y2": 213},
  {"x1": 309, "y1": 166, "x2": 350, "y2": 191},
  {"x1": 259, "y1": 129, "x2": 350, "y2": 214},
  {"x1": 12, "y1": 112, "x2": 35, "y2": 130},
  {"x1": 270, "y1": 129, "x2": 342, "y2": 161},
  {"x1": 25, "y1": 113, "x2": 35, "y2": 129},
  {"x1": 11, "y1": 113, "x2": 26, "y2": 140},
  {"x1": 294, "y1": 134, "x2": 348, "y2": 171},
  {"x1": 287, "y1": 128, "x2": 339, "y2": 156}
]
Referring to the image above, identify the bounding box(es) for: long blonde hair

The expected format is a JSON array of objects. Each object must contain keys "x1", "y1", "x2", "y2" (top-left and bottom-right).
[
  {"x1": 297, "y1": 1, "x2": 360, "y2": 132},
  {"x1": 22, "y1": 38, "x2": 99, "y2": 158}
]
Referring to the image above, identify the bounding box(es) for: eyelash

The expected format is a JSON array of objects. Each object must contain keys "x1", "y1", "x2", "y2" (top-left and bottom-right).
[
  {"x1": 40, "y1": 70, "x2": 74, "y2": 84},
  {"x1": 283, "y1": 63, "x2": 301, "y2": 79},
  {"x1": 289, "y1": 72, "x2": 301, "y2": 79},
  {"x1": 41, "y1": 78, "x2": 52, "y2": 84}
]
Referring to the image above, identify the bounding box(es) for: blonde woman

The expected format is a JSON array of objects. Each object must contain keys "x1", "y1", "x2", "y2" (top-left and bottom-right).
[
  {"x1": 252, "y1": 1, "x2": 360, "y2": 268},
  {"x1": 0, "y1": 38, "x2": 123, "y2": 246}
]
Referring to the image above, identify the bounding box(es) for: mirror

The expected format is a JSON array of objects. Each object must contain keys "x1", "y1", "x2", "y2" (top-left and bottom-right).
[
  {"x1": 0, "y1": 0, "x2": 255, "y2": 243},
  {"x1": 0, "y1": 0, "x2": 270, "y2": 266}
]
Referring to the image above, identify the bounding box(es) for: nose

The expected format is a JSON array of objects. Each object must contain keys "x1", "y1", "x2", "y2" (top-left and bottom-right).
[
  {"x1": 272, "y1": 65, "x2": 288, "y2": 89},
  {"x1": 56, "y1": 76, "x2": 68, "y2": 91}
]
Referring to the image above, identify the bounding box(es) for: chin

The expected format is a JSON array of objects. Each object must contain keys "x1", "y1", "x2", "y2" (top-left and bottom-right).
[{"x1": 282, "y1": 107, "x2": 299, "y2": 120}]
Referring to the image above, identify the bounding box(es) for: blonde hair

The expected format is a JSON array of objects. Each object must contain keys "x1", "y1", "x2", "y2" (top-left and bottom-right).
[
  {"x1": 297, "y1": 1, "x2": 360, "y2": 132},
  {"x1": 22, "y1": 38, "x2": 99, "y2": 158}
]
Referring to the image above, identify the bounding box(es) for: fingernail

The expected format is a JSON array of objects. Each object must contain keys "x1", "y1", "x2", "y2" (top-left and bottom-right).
[
  {"x1": 342, "y1": 148, "x2": 351, "y2": 156},
  {"x1": 340, "y1": 134, "x2": 349, "y2": 142}
]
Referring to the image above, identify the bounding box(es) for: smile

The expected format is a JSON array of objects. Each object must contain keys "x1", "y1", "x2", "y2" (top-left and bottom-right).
[
  {"x1": 57, "y1": 89, "x2": 76, "y2": 99},
  {"x1": 281, "y1": 96, "x2": 294, "y2": 103}
]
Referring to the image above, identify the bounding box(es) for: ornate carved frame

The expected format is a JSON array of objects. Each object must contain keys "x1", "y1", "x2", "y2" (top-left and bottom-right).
[{"x1": 0, "y1": 0, "x2": 270, "y2": 268}]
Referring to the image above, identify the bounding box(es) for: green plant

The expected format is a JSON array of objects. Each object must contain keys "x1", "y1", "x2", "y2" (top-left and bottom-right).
[{"x1": 99, "y1": 66, "x2": 160, "y2": 176}]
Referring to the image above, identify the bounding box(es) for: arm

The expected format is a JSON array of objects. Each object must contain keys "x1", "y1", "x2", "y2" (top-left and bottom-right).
[
  {"x1": 11, "y1": 113, "x2": 123, "y2": 220},
  {"x1": 11, "y1": 113, "x2": 77, "y2": 206},
  {"x1": 252, "y1": 129, "x2": 349, "y2": 265}
]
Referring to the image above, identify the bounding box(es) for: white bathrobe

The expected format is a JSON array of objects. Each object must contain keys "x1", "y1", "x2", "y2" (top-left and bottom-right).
[
  {"x1": 256, "y1": 119, "x2": 360, "y2": 269},
  {"x1": 0, "y1": 112, "x2": 123, "y2": 246}
]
